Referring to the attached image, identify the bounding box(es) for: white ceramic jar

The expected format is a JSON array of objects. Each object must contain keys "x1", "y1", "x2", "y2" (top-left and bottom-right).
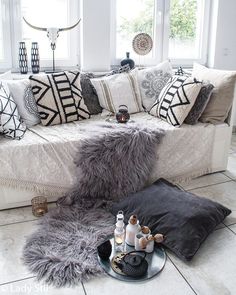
[
  {"x1": 125, "y1": 215, "x2": 141, "y2": 246},
  {"x1": 135, "y1": 233, "x2": 144, "y2": 251}
]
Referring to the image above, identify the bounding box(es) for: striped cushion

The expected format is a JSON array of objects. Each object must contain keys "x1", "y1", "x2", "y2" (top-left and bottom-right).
[
  {"x1": 91, "y1": 68, "x2": 143, "y2": 114},
  {"x1": 149, "y1": 76, "x2": 202, "y2": 127},
  {"x1": 29, "y1": 71, "x2": 90, "y2": 126}
]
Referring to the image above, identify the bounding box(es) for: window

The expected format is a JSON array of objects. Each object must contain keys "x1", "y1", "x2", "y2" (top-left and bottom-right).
[
  {"x1": 116, "y1": 0, "x2": 156, "y2": 59},
  {"x1": 0, "y1": 0, "x2": 79, "y2": 71},
  {"x1": 112, "y1": 0, "x2": 210, "y2": 66},
  {"x1": 169, "y1": 0, "x2": 206, "y2": 60},
  {"x1": 0, "y1": 0, "x2": 12, "y2": 69}
]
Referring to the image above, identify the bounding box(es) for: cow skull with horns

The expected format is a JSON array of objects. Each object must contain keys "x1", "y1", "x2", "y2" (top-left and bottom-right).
[
  {"x1": 23, "y1": 17, "x2": 81, "y2": 72},
  {"x1": 23, "y1": 17, "x2": 81, "y2": 50}
]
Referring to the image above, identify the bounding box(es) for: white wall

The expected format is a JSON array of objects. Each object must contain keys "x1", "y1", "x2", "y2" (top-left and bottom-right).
[
  {"x1": 207, "y1": 0, "x2": 236, "y2": 126},
  {"x1": 80, "y1": 0, "x2": 111, "y2": 72},
  {"x1": 208, "y1": 0, "x2": 236, "y2": 71}
]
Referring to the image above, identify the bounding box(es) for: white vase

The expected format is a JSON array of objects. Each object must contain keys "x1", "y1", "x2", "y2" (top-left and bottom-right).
[
  {"x1": 125, "y1": 221, "x2": 141, "y2": 246},
  {"x1": 134, "y1": 233, "x2": 144, "y2": 251},
  {"x1": 145, "y1": 238, "x2": 154, "y2": 253}
]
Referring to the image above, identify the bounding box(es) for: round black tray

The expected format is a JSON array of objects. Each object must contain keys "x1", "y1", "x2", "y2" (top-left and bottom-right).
[{"x1": 98, "y1": 237, "x2": 166, "y2": 282}]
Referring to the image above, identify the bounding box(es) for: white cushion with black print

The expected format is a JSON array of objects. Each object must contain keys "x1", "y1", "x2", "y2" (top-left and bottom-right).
[
  {"x1": 137, "y1": 60, "x2": 173, "y2": 111},
  {"x1": 0, "y1": 81, "x2": 26, "y2": 139},
  {"x1": 149, "y1": 75, "x2": 202, "y2": 127}
]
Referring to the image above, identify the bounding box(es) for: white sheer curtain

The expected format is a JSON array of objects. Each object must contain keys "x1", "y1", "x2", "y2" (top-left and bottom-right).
[{"x1": 0, "y1": 1, "x2": 3, "y2": 61}]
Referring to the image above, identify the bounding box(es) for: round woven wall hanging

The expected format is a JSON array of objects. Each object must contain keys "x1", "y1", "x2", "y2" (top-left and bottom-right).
[{"x1": 132, "y1": 33, "x2": 153, "y2": 56}]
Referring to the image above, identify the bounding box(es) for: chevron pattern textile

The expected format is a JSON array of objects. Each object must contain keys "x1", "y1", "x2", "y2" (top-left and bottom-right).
[
  {"x1": 149, "y1": 75, "x2": 202, "y2": 127},
  {"x1": 0, "y1": 82, "x2": 26, "y2": 139},
  {"x1": 29, "y1": 71, "x2": 90, "y2": 126}
]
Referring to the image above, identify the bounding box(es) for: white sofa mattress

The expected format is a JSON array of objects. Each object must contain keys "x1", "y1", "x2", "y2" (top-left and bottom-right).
[{"x1": 0, "y1": 112, "x2": 229, "y2": 199}]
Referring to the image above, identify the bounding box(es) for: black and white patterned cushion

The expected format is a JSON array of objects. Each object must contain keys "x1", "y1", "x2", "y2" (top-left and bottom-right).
[
  {"x1": 7, "y1": 79, "x2": 40, "y2": 127},
  {"x1": 29, "y1": 71, "x2": 90, "y2": 126},
  {"x1": 0, "y1": 82, "x2": 26, "y2": 139},
  {"x1": 175, "y1": 66, "x2": 191, "y2": 77},
  {"x1": 106, "y1": 64, "x2": 131, "y2": 76},
  {"x1": 138, "y1": 60, "x2": 173, "y2": 111},
  {"x1": 149, "y1": 75, "x2": 202, "y2": 127}
]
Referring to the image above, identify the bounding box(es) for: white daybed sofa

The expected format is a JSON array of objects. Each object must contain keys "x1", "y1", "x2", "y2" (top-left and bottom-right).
[{"x1": 0, "y1": 90, "x2": 235, "y2": 210}]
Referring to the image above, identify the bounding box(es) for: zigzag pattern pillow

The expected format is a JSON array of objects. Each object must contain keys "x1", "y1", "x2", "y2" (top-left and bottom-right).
[
  {"x1": 149, "y1": 76, "x2": 202, "y2": 127},
  {"x1": 30, "y1": 71, "x2": 90, "y2": 126},
  {"x1": 0, "y1": 82, "x2": 26, "y2": 139}
]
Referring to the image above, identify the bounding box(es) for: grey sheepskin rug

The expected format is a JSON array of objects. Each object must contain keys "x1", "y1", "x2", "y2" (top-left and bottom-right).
[
  {"x1": 59, "y1": 125, "x2": 165, "y2": 206},
  {"x1": 23, "y1": 125, "x2": 165, "y2": 287}
]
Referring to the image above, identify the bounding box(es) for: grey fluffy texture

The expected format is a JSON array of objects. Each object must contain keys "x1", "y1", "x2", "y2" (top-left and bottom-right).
[
  {"x1": 60, "y1": 125, "x2": 165, "y2": 206},
  {"x1": 80, "y1": 73, "x2": 102, "y2": 115},
  {"x1": 23, "y1": 126, "x2": 165, "y2": 287},
  {"x1": 23, "y1": 205, "x2": 114, "y2": 287}
]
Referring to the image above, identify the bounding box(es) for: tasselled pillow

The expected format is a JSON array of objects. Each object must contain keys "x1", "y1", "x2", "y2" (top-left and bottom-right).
[
  {"x1": 138, "y1": 60, "x2": 173, "y2": 111},
  {"x1": 7, "y1": 79, "x2": 40, "y2": 127},
  {"x1": 29, "y1": 71, "x2": 90, "y2": 126},
  {"x1": 91, "y1": 68, "x2": 143, "y2": 114},
  {"x1": 80, "y1": 65, "x2": 131, "y2": 115},
  {"x1": 149, "y1": 75, "x2": 202, "y2": 127},
  {"x1": 0, "y1": 81, "x2": 26, "y2": 139}
]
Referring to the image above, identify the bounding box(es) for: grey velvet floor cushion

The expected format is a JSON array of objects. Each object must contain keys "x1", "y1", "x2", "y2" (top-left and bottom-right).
[{"x1": 111, "y1": 179, "x2": 231, "y2": 261}]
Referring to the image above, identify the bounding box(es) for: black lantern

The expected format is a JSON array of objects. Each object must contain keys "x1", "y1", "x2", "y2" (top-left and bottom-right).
[{"x1": 116, "y1": 105, "x2": 130, "y2": 123}]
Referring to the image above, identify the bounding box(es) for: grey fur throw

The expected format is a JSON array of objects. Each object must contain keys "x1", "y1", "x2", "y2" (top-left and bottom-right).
[
  {"x1": 59, "y1": 125, "x2": 165, "y2": 206},
  {"x1": 23, "y1": 125, "x2": 165, "y2": 286}
]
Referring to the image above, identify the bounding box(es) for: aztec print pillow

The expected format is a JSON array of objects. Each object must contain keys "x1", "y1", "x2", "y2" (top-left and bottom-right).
[
  {"x1": 0, "y1": 81, "x2": 26, "y2": 139},
  {"x1": 175, "y1": 66, "x2": 191, "y2": 77},
  {"x1": 149, "y1": 75, "x2": 202, "y2": 127},
  {"x1": 91, "y1": 68, "x2": 143, "y2": 114},
  {"x1": 106, "y1": 64, "x2": 130, "y2": 76},
  {"x1": 29, "y1": 71, "x2": 90, "y2": 126}
]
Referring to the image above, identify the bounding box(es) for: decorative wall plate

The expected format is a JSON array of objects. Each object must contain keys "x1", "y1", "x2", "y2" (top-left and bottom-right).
[{"x1": 132, "y1": 33, "x2": 153, "y2": 56}]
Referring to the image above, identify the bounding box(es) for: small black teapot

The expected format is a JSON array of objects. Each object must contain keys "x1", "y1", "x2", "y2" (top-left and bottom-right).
[
  {"x1": 115, "y1": 251, "x2": 148, "y2": 277},
  {"x1": 116, "y1": 105, "x2": 130, "y2": 123}
]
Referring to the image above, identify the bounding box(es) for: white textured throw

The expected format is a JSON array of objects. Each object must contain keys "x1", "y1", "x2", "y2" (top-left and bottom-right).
[{"x1": 0, "y1": 113, "x2": 215, "y2": 196}]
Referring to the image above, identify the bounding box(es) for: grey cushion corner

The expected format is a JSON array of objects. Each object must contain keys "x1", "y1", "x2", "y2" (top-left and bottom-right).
[
  {"x1": 80, "y1": 73, "x2": 103, "y2": 115},
  {"x1": 185, "y1": 83, "x2": 214, "y2": 125}
]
